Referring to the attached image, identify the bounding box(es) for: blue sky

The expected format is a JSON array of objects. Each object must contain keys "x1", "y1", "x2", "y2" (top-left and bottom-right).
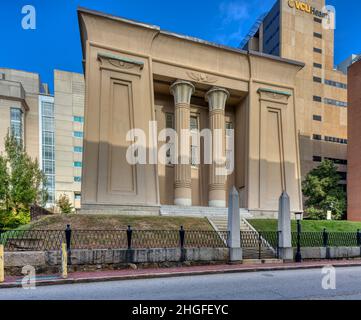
[{"x1": 1, "y1": 0, "x2": 360, "y2": 93}]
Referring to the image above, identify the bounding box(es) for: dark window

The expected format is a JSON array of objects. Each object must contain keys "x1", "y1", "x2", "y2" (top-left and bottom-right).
[
  {"x1": 314, "y1": 32, "x2": 322, "y2": 39},
  {"x1": 337, "y1": 172, "x2": 347, "y2": 181},
  {"x1": 314, "y1": 63, "x2": 323, "y2": 69},
  {"x1": 313, "y1": 156, "x2": 322, "y2": 162},
  {"x1": 313, "y1": 134, "x2": 322, "y2": 141},
  {"x1": 314, "y1": 47, "x2": 322, "y2": 54},
  {"x1": 325, "y1": 158, "x2": 348, "y2": 165},
  {"x1": 313, "y1": 96, "x2": 322, "y2": 102},
  {"x1": 324, "y1": 79, "x2": 347, "y2": 89},
  {"x1": 313, "y1": 115, "x2": 322, "y2": 122},
  {"x1": 313, "y1": 76, "x2": 322, "y2": 83},
  {"x1": 314, "y1": 17, "x2": 322, "y2": 23}
]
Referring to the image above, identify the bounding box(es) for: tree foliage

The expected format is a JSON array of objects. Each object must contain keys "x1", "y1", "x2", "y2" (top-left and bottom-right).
[
  {"x1": 0, "y1": 132, "x2": 48, "y2": 228},
  {"x1": 302, "y1": 160, "x2": 346, "y2": 220},
  {"x1": 56, "y1": 194, "x2": 74, "y2": 215}
]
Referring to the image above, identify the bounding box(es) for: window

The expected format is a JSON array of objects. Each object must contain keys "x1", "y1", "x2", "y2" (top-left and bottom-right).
[
  {"x1": 74, "y1": 161, "x2": 82, "y2": 168},
  {"x1": 314, "y1": 17, "x2": 322, "y2": 23},
  {"x1": 74, "y1": 193, "x2": 81, "y2": 200},
  {"x1": 324, "y1": 79, "x2": 347, "y2": 89},
  {"x1": 313, "y1": 76, "x2": 322, "y2": 83},
  {"x1": 73, "y1": 116, "x2": 84, "y2": 123},
  {"x1": 313, "y1": 156, "x2": 322, "y2": 162},
  {"x1": 324, "y1": 98, "x2": 348, "y2": 108},
  {"x1": 325, "y1": 158, "x2": 348, "y2": 165},
  {"x1": 314, "y1": 47, "x2": 322, "y2": 54},
  {"x1": 190, "y1": 116, "x2": 199, "y2": 166},
  {"x1": 74, "y1": 131, "x2": 84, "y2": 138},
  {"x1": 313, "y1": 96, "x2": 322, "y2": 102},
  {"x1": 338, "y1": 172, "x2": 347, "y2": 181},
  {"x1": 41, "y1": 100, "x2": 55, "y2": 204},
  {"x1": 313, "y1": 115, "x2": 322, "y2": 122},
  {"x1": 10, "y1": 108, "x2": 23, "y2": 144},
  {"x1": 313, "y1": 134, "x2": 322, "y2": 141},
  {"x1": 314, "y1": 63, "x2": 323, "y2": 69},
  {"x1": 165, "y1": 113, "x2": 174, "y2": 129},
  {"x1": 74, "y1": 146, "x2": 83, "y2": 153},
  {"x1": 314, "y1": 32, "x2": 322, "y2": 39},
  {"x1": 225, "y1": 122, "x2": 234, "y2": 171},
  {"x1": 74, "y1": 176, "x2": 82, "y2": 182},
  {"x1": 324, "y1": 136, "x2": 348, "y2": 145}
]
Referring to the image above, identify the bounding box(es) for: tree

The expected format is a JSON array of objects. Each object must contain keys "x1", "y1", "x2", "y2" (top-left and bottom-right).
[
  {"x1": 56, "y1": 194, "x2": 74, "y2": 214},
  {"x1": 302, "y1": 160, "x2": 346, "y2": 220},
  {"x1": 0, "y1": 132, "x2": 48, "y2": 228}
]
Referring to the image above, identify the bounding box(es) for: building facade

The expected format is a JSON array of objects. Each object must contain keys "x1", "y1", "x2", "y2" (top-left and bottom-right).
[
  {"x1": 0, "y1": 68, "x2": 84, "y2": 209},
  {"x1": 78, "y1": 7, "x2": 305, "y2": 217},
  {"x1": 347, "y1": 58, "x2": 361, "y2": 221},
  {"x1": 242, "y1": 0, "x2": 348, "y2": 191}
]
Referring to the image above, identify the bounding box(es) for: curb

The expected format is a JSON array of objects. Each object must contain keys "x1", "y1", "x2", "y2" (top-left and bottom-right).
[{"x1": 2, "y1": 261, "x2": 361, "y2": 289}]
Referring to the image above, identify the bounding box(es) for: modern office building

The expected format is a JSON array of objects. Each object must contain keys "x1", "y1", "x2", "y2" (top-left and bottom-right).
[
  {"x1": 337, "y1": 54, "x2": 361, "y2": 75},
  {"x1": 241, "y1": 0, "x2": 348, "y2": 191},
  {"x1": 78, "y1": 7, "x2": 305, "y2": 217},
  {"x1": 347, "y1": 58, "x2": 361, "y2": 221},
  {"x1": 0, "y1": 68, "x2": 84, "y2": 209}
]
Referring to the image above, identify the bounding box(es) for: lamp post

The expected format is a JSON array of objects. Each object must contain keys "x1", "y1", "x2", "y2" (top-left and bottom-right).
[{"x1": 295, "y1": 212, "x2": 303, "y2": 263}]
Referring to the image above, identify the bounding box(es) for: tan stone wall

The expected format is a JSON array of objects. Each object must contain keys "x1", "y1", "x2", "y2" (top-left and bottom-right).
[
  {"x1": 280, "y1": 0, "x2": 348, "y2": 183},
  {"x1": 54, "y1": 70, "x2": 85, "y2": 209},
  {"x1": 78, "y1": 8, "x2": 304, "y2": 213}
]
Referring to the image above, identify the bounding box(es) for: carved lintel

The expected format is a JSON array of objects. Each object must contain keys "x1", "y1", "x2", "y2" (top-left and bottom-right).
[
  {"x1": 258, "y1": 88, "x2": 292, "y2": 104},
  {"x1": 98, "y1": 53, "x2": 144, "y2": 71},
  {"x1": 186, "y1": 71, "x2": 218, "y2": 84}
]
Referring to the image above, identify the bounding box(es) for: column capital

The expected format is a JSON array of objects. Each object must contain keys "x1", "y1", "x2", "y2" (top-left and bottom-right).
[
  {"x1": 170, "y1": 80, "x2": 195, "y2": 105},
  {"x1": 205, "y1": 87, "x2": 230, "y2": 112}
]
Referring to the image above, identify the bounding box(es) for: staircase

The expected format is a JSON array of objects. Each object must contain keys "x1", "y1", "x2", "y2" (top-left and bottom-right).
[
  {"x1": 208, "y1": 216, "x2": 277, "y2": 260},
  {"x1": 160, "y1": 205, "x2": 252, "y2": 218}
]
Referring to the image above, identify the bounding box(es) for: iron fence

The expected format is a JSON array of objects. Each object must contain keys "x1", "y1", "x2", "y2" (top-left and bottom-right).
[
  {"x1": 241, "y1": 231, "x2": 279, "y2": 259},
  {"x1": 0, "y1": 227, "x2": 229, "y2": 252}
]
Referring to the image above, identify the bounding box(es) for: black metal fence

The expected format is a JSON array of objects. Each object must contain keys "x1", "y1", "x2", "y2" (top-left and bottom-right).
[
  {"x1": 0, "y1": 226, "x2": 229, "y2": 252},
  {"x1": 241, "y1": 231, "x2": 279, "y2": 259}
]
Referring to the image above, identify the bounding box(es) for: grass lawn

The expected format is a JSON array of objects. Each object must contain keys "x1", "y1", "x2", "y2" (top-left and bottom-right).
[
  {"x1": 248, "y1": 219, "x2": 361, "y2": 233},
  {"x1": 18, "y1": 214, "x2": 213, "y2": 231}
]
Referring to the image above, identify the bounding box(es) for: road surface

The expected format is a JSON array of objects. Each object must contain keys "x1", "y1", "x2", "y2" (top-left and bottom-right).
[{"x1": 1, "y1": 266, "x2": 361, "y2": 300}]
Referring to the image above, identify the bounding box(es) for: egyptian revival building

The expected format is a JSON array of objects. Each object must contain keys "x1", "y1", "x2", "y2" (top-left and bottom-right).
[{"x1": 78, "y1": 7, "x2": 306, "y2": 217}]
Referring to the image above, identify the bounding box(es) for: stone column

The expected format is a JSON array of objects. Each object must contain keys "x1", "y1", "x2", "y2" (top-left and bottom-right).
[
  {"x1": 206, "y1": 87, "x2": 229, "y2": 207},
  {"x1": 170, "y1": 80, "x2": 195, "y2": 206},
  {"x1": 278, "y1": 191, "x2": 293, "y2": 261}
]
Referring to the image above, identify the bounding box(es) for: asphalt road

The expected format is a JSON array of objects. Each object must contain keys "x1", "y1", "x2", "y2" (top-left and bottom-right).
[{"x1": 2, "y1": 266, "x2": 361, "y2": 300}]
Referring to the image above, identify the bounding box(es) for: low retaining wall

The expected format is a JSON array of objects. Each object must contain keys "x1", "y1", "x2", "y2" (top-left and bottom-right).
[
  {"x1": 4, "y1": 248, "x2": 229, "y2": 275},
  {"x1": 295, "y1": 247, "x2": 361, "y2": 260}
]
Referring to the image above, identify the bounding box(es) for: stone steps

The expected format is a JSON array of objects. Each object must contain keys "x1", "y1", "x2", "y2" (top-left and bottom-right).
[{"x1": 160, "y1": 205, "x2": 252, "y2": 218}]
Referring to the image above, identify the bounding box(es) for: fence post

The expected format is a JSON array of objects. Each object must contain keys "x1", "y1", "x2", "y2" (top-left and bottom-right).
[
  {"x1": 357, "y1": 229, "x2": 361, "y2": 246},
  {"x1": 323, "y1": 228, "x2": 329, "y2": 247},
  {"x1": 277, "y1": 231, "x2": 281, "y2": 259},
  {"x1": 61, "y1": 242, "x2": 67, "y2": 279},
  {"x1": 227, "y1": 187, "x2": 242, "y2": 262},
  {"x1": 0, "y1": 244, "x2": 4, "y2": 283},
  {"x1": 179, "y1": 226, "x2": 185, "y2": 248},
  {"x1": 65, "y1": 224, "x2": 72, "y2": 265},
  {"x1": 127, "y1": 226, "x2": 132, "y2": 250}
]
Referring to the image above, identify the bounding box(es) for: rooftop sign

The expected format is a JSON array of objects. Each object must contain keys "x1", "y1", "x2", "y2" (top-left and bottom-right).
[{"x1": 288, "y1": 0, "x2": 328, "y2": 18}]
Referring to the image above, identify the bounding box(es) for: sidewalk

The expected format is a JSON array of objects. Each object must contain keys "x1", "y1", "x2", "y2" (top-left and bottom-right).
[{"x1": 2, "y1": 259, "x2": 361, "y2": 289}]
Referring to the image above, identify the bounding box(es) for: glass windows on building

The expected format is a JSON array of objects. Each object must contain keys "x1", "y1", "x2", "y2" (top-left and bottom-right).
[
  {"x1": 41, "y1": 100, "x2": 55, "y2": 204},
  {"x1": 324, "y1": 98, "x2": 347, "y2": 108},
  {"x1": 190, "y1": 116, "x2": 199, "y2": 166},
  {"x1": 324, "y1": 79, "x2": 347, "y2": 89},
  {"x1": 73, "y1": 116, "x2": 84, "y2": 123},
  {"x1": 74, "y1": 146, "x2": 83, "y2": 153},
  {"x1": 313, "y1": 134, "x2": 322, "y2": 141},
  {"x1": 10, "y1": 108, "x2": 23, "y2": 144},
  {"x1": 74, "y1": 131, "x2": 84, "y2": 138},
  {"x1": 313, "y1": 63, "x2": 323, "y2": 69},
  {"x1": 74, "y1": 161, "x2": 82, "y2": 168},
  {"x1": 313, "y1": 96, "x2": 322, "y2": 102},
  {"x1": 74, "y1": 176, "x2": 82, "y2": 182}
]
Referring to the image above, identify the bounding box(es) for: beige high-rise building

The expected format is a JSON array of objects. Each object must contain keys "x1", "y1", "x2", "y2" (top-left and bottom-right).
[
  {"x1": 242, "y1": 0, "x2": 348, "y2": 190},
  {"x1": 0, "y1": 68, "x2": 84, "y2": 209}
]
